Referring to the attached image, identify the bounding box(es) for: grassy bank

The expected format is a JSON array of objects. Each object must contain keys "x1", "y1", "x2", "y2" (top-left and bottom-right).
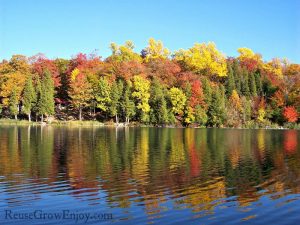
[
  {"x1": 0, "y1": 119, "x2": 104, "y2": 127},
  {"x1": 0, "y1": 119, "x2": 299, "y2": 129}
]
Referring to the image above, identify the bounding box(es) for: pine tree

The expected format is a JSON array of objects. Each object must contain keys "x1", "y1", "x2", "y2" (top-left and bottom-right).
[
  {"x1": 226, "y1": 65, "x2": 235, "y2": 96},
  {"x1": 9, "y1": 88, "x2": 19, "y2": 120},
  {"x1": 109, "y1": 80, "x2": 123, "y2": 123},
  {"x1": 241, "y1": 69, "x2": 250, "y2": 97},
  {"x1": 194, "y1": 105, "x2": 208, "y2": 126},
  {"x1": 149, "y1": 79, "x2": 168, "y2": 125},
  {"x1": 220, "y1": 84, "x2": 226, "y2": 108},
  {"x1": 121, "y1": 83, "x2": 136, "y2": 124},
  {"x1": 254, "y1": 72, "x2": 262, "y2": 96},
  {"x1": 249, "y1": 72, "x2": 257, "y2": 96},
  {"x1": 95, "y1": 77, "x2": 111, "y2": 113},
  {"x1": 22, "y1": 75, "x2": 36, "y2": 121},
  {"x1": 241, "y1": 96, "x2": 252, "y2": 123},
  {"x1": 33, "y1": 75, "x2": 42, "y2": 121},
  {"x1": 39, "y1": 70, "x2": 55, "y2": 122},
  {"x1": 202, "y1": 77, "x2": 212, "y2": 107},
  {"x1": 207, "y1": 86, "x2": 225, "y2": 127},
  {"x1": 232, "y1": 61, "x2": 242, "y2": 95}
]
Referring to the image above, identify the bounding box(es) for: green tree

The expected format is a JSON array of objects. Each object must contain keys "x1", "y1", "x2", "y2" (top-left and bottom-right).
[
  {"x1": 109, "y1": 80, "x2": 124, "y2": 123},
  {"x1": 194, "y1": 105, "x2": 208, "y2": 126},
  {"x1": 33, "y1": 75, "x2": 42, "y2": 121},
  {"x1": 254, "y1": 72, "x2": 262, "y2": 95},
  {"x1": 249, "y1": 72, "x2": 257, "y2": 96},
  {"x1": 95, "y1": 77, "x2": 111, "y2": 113},
  {"x1": 207, "y1": 86, "x2": 226, "y2": 127},
  {"x1": 232, "y1": 61, "x2": 242, "y2": 95},
  {"x1": 9, "y1": 88, "x2": 19, "y2": 120},
  {"x1": 38, "y1": 70, "x2": 55, "y2": 122},
  {"x1": 241, "y1": 69, "x2": 250, "y2": 97},
  {"x1": 226, "y1": 65, "x2": 235, "y2": 96},
  {"x1": 202, "y1": 77, "x2": 212, "y2": 107},
  {"x1": 121, "y1": 83, "x2": 136, "y2": 124},
  {"x1": 149, "y1": 79, "x2": 168, "y2": 125},
  {"x1": 241, "y1": 97, "x2": 252, "y2": 123},
  {"x1": 22, "y1": 75, "x2": 36, "y2": 121}
]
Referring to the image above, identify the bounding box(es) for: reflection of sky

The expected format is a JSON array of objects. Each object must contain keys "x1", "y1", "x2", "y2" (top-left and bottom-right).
[{"x1": 0, "y1": 185, "x2": 299, "y2": 225}]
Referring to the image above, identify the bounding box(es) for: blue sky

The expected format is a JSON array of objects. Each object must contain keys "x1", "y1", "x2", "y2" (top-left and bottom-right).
[{"x1": 0, "y1": 0, "x2": 299, "y2": 62}]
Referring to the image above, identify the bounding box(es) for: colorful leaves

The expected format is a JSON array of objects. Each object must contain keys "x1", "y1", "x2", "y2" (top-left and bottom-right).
[
  {"x1": 283, "y1": 106, "x2": 298, "y2": 123},
  {"x1": 174, "y1": 42, "x2": 227, "y2": 77}
]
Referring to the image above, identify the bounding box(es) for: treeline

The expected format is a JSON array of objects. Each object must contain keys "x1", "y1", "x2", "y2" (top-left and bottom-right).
[{"x1": 0, "y1": 39, "x2": 299, "y2": 127}]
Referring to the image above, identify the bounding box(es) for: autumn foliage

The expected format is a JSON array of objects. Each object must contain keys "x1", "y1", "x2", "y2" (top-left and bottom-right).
[
  {"x1": 283, "y1": 106, "x2": 299, "y2": 123},
  {"x1": 0, "y1": 38, "x2": 299, "y2": 128}
]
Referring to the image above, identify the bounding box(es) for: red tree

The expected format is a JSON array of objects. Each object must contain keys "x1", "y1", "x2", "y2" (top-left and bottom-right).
[
  {"x1": 190, "y1": 80, "x2": 205, "y2": 108},
  {"x1": 283, "y1": 106, "x2": 299, "y2": 123},
  {"x1": 30, "y1": 54, "x2": 60, "y2": 87}
]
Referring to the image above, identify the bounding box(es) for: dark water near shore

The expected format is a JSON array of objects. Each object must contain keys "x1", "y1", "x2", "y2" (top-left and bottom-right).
[{"x1": 0, "y1": 126, "x2": 299, "y2": 225}]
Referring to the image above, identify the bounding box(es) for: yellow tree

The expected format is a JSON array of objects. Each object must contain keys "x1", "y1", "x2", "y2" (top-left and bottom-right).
[
  {"x1": 227, "y1": 90, "x2": 242, "y2": 127},
  {"x1": 169, "y1": 87, "x2": 187, "y2": 115},
  {"x1": 143, "y1": 38, "x2": 170, "y2": 62},
  {"x1": 263, "y1": 58, "x2": 283, "y2": 78},
  {"x1": 174, "y1": 42, "x2": 227, "y2": 77},
  {"x1": 109, "y1": 40, "x2": 142, "y2": 62},
  {"x1": 132, "y1": 75, "x2": 150, "y2": 122},
  {"x1": 229, "y1": 90, "x2": 242, "y2": 111}
]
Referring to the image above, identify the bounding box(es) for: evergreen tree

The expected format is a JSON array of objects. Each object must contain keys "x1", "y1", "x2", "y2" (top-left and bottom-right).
[
  {"x1": 207, "y1": 86, "x2": 225, "y2": 127},
  {"x1": 202, "y1": 77, "x2": 212, "y2": 107},
  {"x1": 96, "y1": 77, "x2": 111, "y2": 113},
  {"x1": 109, "y1": 80, "x2": 123, "y2": 123},
  {"x1": 39, "y1": 70, "x2": 55, "y2": 121},
  {"x1": 220, "y1": 84, "x2": 226, "y2": 108},
  {"x1": 226, "y1": 65, "x2": 235, "y2": 96},
  {"x1": 9, "y1": 88, "x2": 19, "y2": 120},
  {"x1": 194, "y1": 105, "x2": 208, "y2": 126},
  {"x1": 232, "y1": 61, "x2": 242, "y2": 95},
  {"x1": 121, "y1": 83, "x2": 136, "y2": 124},
  {"x1": 241, "y1": 96, "x2": 252, "y2": 123},
  {"x1": 254, "y1": 72, "x2": 262, "y2": 95},
  {"x1": 249, "y1": 72, "x2": 257, "y2": 96},
  {"x1": 33, "y1": 75, "x2": 42, "y2": 121},
  {"x1": 22, "y1": 75, "x2": 36, "y2": 121},
  {"x1": 241, "y1": 69, "x2": 250, "y2": 97},
  {"x1": 149, "y1": 79, "x2": 168, "y2": 125}
]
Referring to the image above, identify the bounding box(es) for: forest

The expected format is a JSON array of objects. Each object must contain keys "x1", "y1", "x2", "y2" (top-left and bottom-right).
[{"x1": 0, "y1": 38, "x2": 299, "y2": 128}]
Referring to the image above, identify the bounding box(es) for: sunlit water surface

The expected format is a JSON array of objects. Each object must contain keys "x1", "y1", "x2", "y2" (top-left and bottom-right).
[{"x1": 0, "y1": 126, "x2": 299, "y2": 224}]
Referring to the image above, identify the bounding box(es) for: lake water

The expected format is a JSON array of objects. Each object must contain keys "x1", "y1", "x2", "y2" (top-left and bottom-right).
[{"x1": 0, "y1": 126, "x2": 299, "y2": 225}]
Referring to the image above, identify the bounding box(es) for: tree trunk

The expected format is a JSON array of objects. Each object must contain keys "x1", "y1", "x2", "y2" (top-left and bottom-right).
[
  {"x1": 14, "y1": 114, "x2": 17, "y2": 120},
  {"x1": 28, "y1": 112, "x2": 31, "y2": 122},
  {"x1": 79, "y1": 106, "x2": 82, "y2": 121},
  {"x1": 41, "y1": 114, "x2": 44, "y2": 122},
  {"x1": 115, "y1": 114, "x2": 119, "y2": 124},
  {"x1": 93, "y1": 104, "x2": 96, "y2": 118}
]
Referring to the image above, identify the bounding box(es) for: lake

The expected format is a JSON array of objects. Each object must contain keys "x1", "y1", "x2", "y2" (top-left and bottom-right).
[{"x1": 0, "y1": 126, "x2": 299, "y2": 225}]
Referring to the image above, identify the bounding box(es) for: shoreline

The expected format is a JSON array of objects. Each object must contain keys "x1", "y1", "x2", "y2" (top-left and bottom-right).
[{"x1": 0, "y1": 119, "x2": 298, "y2": 130}]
